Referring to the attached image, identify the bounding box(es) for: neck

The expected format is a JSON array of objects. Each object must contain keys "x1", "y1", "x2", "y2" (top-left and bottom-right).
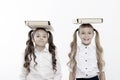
[
  {"x1": 82, "y1": 42, "x2": 91, "y2": 46},
  {"x1": 35, "y1": 46, "x2": 45, "y2": 52}
]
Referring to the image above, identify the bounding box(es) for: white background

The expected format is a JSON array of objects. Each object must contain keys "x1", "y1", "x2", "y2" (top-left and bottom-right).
[{"x1": 0, "y1": 0, "x2": 120, "y2": 80}]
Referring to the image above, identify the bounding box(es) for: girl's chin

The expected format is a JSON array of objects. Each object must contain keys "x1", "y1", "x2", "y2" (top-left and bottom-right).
[{"x1": 82, "y1": 42, "x2": 91, "y2": 46}]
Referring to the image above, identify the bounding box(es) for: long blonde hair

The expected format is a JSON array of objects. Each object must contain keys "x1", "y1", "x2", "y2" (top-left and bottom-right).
[{"x1": 67, "y1": 24, "x2": 105, "y2": 80}]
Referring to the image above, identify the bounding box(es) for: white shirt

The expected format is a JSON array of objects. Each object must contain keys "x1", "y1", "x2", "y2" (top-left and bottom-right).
[
  {"x1": 75, "y1": 43, "x2": 99, "y2": 78},
  {"x1": 20, "y1": 48, "x2": 62, "y2": 80}
]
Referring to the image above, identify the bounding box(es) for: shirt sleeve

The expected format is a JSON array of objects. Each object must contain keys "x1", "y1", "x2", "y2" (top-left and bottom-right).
[
  {"x1": 20, "y1": 67, "x2": 28, "y2": 80},
  {"x1": 19, "y1": 52, "x2": 28, "y2": 80},
  {"x1": 54, "y1": 53, "x2": 62, "y2": 80}
]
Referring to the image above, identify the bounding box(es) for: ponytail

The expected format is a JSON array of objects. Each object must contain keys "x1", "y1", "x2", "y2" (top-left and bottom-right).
[
  {"x1": 94, "y1": 28, "x2": 105, "y2": 80},
  {"x1": 24, "y1": 30, "x2": 37, "y2": 72},
  {"x1": 47, "y1": 31, "x2": 57, "y2": 72},
  {"x1": 67, "y1": 28, "x2": 78, "y2": 80}
]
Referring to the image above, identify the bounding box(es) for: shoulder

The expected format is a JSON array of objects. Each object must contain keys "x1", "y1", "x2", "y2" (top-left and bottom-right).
[{"x1": 91, "y1": 45, "x2": 96, "y2": 50}]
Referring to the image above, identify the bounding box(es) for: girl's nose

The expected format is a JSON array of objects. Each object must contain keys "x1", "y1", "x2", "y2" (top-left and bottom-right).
[
  {"x1": 39, "y1": 37, "x2": 43, "y2": 40},
  {"x1": 85, "y1": 34, "x2": 88, "y2": 37}
]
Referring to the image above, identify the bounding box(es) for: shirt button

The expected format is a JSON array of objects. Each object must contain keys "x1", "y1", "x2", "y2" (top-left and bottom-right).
[
  {"x1": 86, "y1": 74, "x2": 88, "y2": 76},
  {"x1": 85, "y1": 47, "x2": 87, "y2": 48},
  {"x1": 85, "y1": 52, "x2": 87, "y2": 54},
  {"x1": 85, "y1": 60, "x2": 87, "y2": 62},
  {"x1": 85, "y1": 68, "x2": 88, "y2": 70}
]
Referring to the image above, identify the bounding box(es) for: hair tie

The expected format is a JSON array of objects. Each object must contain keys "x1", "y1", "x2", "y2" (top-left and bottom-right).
[
  {"x1": 93, "y1": 29, "x2": 96, "y2": 31},
  {"x1": 76, "y1": 28, "x2": 79, "y2": 31}
]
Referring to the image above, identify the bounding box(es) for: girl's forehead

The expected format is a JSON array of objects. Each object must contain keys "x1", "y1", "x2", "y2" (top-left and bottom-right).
[
  {"x1": 34, "y1": 29, "x2": 48, "y2": 35},
  {"x1": 79, "y1": 27, "x2": 93, "y2": 31}
]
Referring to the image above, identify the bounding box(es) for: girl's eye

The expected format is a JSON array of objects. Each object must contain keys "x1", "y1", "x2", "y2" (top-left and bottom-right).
[
  {"x1": 43, "y1": 36, "x2": 47, "y2": 38},
  {"x1": 81, "y1": 32, "x2": 85, "y2": 34},
  {"x1": 36, "y1": 36, "x2": 40, "y2": 37},
  {"x1": 88, "y1": 32, "x2": 91, "y2": 34}
]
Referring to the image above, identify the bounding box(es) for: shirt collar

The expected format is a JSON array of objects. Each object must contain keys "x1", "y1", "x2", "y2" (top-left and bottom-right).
[
  {"x1": 35, "y1": 47, "x2": 49, "y2": 53},
  {"x1": 80, "y1": 43, "x2": 93, "y2": 49}
]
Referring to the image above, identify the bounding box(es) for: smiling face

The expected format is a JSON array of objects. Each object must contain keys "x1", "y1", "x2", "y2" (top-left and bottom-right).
[
  {"x1": 78, "y1": 24, "x2": 94, "y2": 46},
  {"x1": 33, "y1": 29, "x2": 48, "y2": 47}
]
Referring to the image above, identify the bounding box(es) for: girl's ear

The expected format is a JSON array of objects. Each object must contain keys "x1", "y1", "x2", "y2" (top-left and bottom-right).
[
  {"x1": 32, "y1": 39, "x2": 34, "y2": 43},
  {"x1": 32, "y1": 39, "x2": 35, "y2": 46},
  {"x1": 78, "y1": 30, "x2": 80, "y2": 37}
]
